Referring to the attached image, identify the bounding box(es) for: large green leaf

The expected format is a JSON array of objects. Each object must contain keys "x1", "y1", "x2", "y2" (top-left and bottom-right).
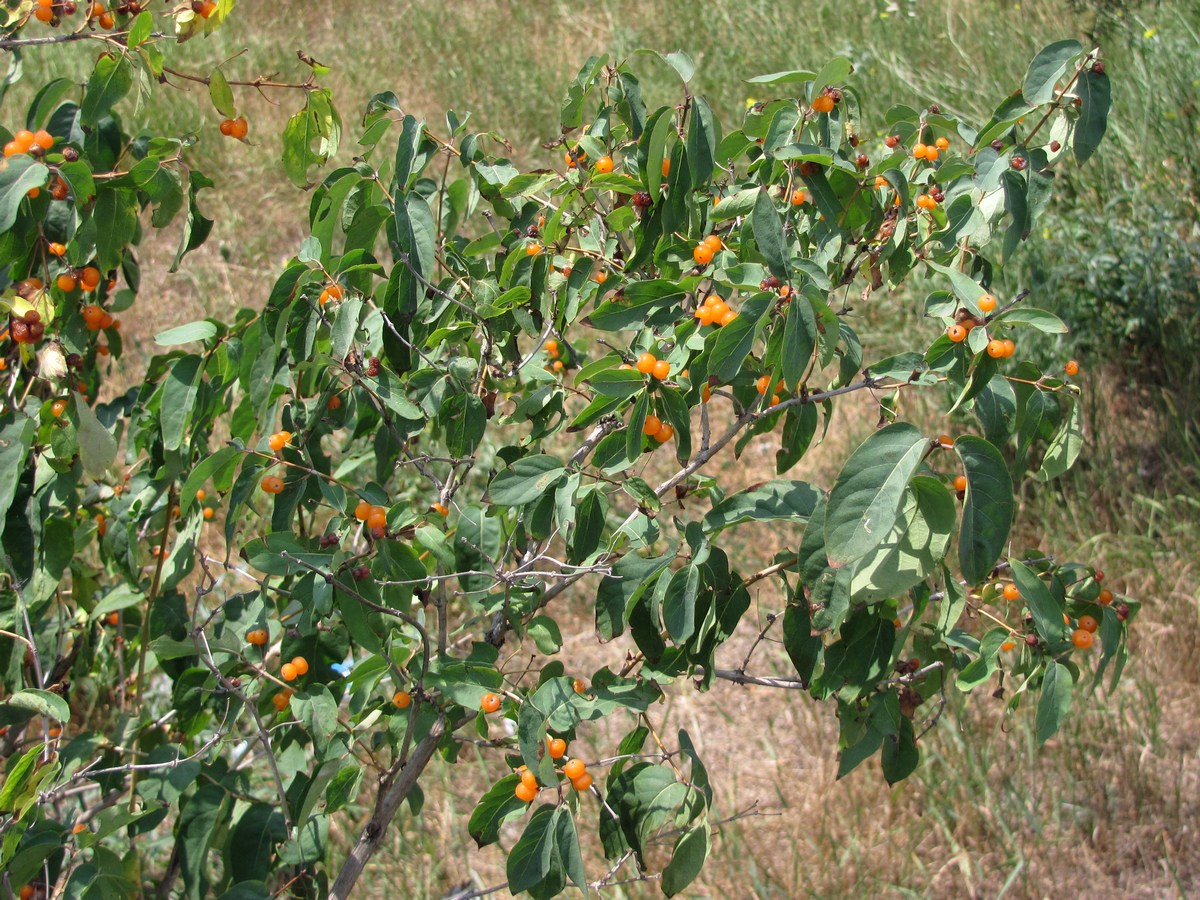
[
  {"x1": 686, "y1": 96, "x2": 717, "y2": 188},
  {"x1": 708, "y1": 291, "x2": 773, "y2": 383},
  {"x1": 1022, "y1": 40, "x2": 1083, "y2": 105},
  {"x1": 81, "y1": 52, "x2": 132, "y2": 126},
  {"x1": 956, "y1": 436, "x2": 1014, "y2": 585},
  {"x1": 702, "y1": 479, "x2": 820, "y2": 533},
  {"x1": 1036, "y1": 661, "x2": 1074, "y2": 744},
  {"x1": 506, "y1": 804, "x2": 557, "y2": 894},
  {"x1": 0, "y1": 413, "x2": 35, "y2": 526},
  {"x1": 1034, "y1": 394, "x2": 1083, "y2": 482},
  {"x1": 848, "y1": 477, "x2": 954, "y2": 603},
  {"x1": 468, "y1": 775, "x2": 528, "y2": 848},
  {"x1": 1073, "y1": 69, "x2": 1110, "y2": 164},
  {"x1": 488, "y1": 455, "x2": 567, "y2": 507},
  {"x1": 282, "y1": 88, "x2": 342, "y2": 187},
  {"x1": 751, "y1": 188, "x2": 787, "y2": 278},
  {"x1": 74, "y1": 390, "x2": 118, "y2": 478},
  {"x1": 1010, "y1": 559, "x2": 1066, "y2": 643},
  {"x1": 160, "y1": 355, "x2": 204, "y2": 452},
  {"x1": 662, "y1": 824, "x2": 710, "y2": 897},
  {"x1": 824, "y1": 423, "x2": 929, "y2": 566},
  {"x1": 0, "y1": 155, "x2": 48, "y2": 232}
]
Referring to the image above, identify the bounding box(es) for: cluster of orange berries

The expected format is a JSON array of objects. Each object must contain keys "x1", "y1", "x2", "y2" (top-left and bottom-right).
[
  {"x1": 513, "y1": 740, "x2": 593, "y2": 803},
  {"x1": 692, "y1": 233, "x2": 722, "y2": 266},
  {"x1": 694, "y1": 293, "x2": 738, "y2": 327},
  {"x1": 247, "y1": 627, "x2": 269, "y2": 646},
  {"x1": 280, "y1": 655, "x2": 309, "y2": 682},
  {"x1": 81, "y1": 304, "x2": 116, "y2": 332},
  {"x1": 755, "y1": 376, "x2": 787, "y2": 408},
  {"x1": 59, "y1": 265, "x2": 104, "y2": 294},
  {"x1": 564, "y1": 146, "x2": 587, "y2": 169},
  {"x1": 4, "y1": 128, "x2": 53, "y2": 159},
  {"x1": 912, "y1": 136, "x2": 950, "y2": 161},
  {"x1": 915, "y1": 193, "x2": 940, "y2": 210},
  {"x1": 218, "y1": 117, "x2": 249, "y2": 139},
  {"x1": 196, "y1": 487, "x2": 217, "y2": 521},
  {"x1": 543, "y1": 338, "x2": 565, "y2": 374},
  {"x1": 634, "y1": 352, "x2": 671, "y2": 381},
  {"x1": 353, "y1": 498, "x2": 389, "y2": 538},
  {"x1": 267, "y1": 430, "x2": 292, "y2": 452},
  {"x1": 318, "y1": 282, "x2": 343, "y2": 306},
  {"x1": 641, "y1": 413, "x2": 674, "y2": 444}
]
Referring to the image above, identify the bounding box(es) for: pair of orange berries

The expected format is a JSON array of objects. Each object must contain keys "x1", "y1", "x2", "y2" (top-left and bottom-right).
[
  {"x1": 694, "y1": 294, "x2": 738, "y2": 327},
  {"x1": 635, "y1": 352, "x2": 671, "y2": 381},
  {"x1": 246, "y1": 628, "x2": 269, "y2": 646},
  {"x1": 985, "y1": 338, "x2": 1018, "y2": 359},
  {"x1": 318, "y1": 282, "x2": 344, "y2": 306},
  {"x1": 219, "y1": 117, "x2": 249, "y2": 139},
  {"x1": 916, "y1": 194, "x2": 939, "y2": 210},
  {"x1": 81, "y1": 304, "x2": 115, "y2": 331},
  {"x1": 692, "y1": 233, "x2": 722, "y2": 266},
  {"x1": 281, "y1": 656, "x2": 309, "y2": 681},
  {"x1": 641, "y1": 414, "x2": 674, "y2": 444},
  {"x1": 267, "y1": 430, "x2": 292, "y2": 452},
  {"x1": 353, "y1": 499, "x2": 389, "y2": 537},
  {"x1": 59, "y1": 267, "x2": 103, "y2": 293}
]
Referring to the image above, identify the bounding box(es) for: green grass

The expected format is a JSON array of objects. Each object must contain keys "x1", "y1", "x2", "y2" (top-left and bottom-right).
[{"x1": 6, "y1": 1, "x2": 1200, "y2": 896}]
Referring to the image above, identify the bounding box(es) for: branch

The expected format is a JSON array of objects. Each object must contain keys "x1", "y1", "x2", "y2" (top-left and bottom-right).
[{"x1": 329, "y1": 715, "x2": 446, "y2": 899}]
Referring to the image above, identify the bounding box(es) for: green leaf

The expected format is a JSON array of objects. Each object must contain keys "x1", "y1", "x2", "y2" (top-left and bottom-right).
[
  {"x1": 824, "y1": 423, "x2": 929, "y2": 566},
  {"x1": 956, "y1": 436, "x2": 1015, "y2": 585},
  {"x1": 811, "y1": 56, "x2": 854, "y2": 98},
  {"x1": 708, "y1": 291, "x2": 773, "y2": 383},
  {"x1": 469, "y1": 775, "x2": 529, "y2": 847},
  {"x1": 0, "y1": 746, "x2": 41, "y2": 813},
  {"x1": 751, "y1": 189, "x2": 787, "y2": 278},
  {"x1": 994, "y1": 307, "x2": 1068, "y2": 334},
  {"x1": 1036, "y1": 661, "x2": 1074, "y2": 744},
  {"x1": 659, "y1": 50, "x2": 696, "y2": 84},
  {"x1": 1034, "y1": 395, "x2": 1083, "y2": 482},
  {"x1": 4, "y1": 688, "x2": 70, "y2": 724},
  {"x1": 527, "y1": 616, "x2": 563, "y2": 655},
  {"x1": 848, "y1": 477, "x2": 954, "y2": 603},
  {"x1": 81, "y1": 53, "x2": 132, "y2": 127},
  {"x1": 780, "y1": 291, "x2": 817, "y2": 392},
  {"x1": 439, "y1": 393, "x2": 486, "y2": 458},
  {"x1": 1022, "y1": 40, "x2": 1083, "y2": 105},
  {"x1": 155, "y1": 320, "x2": 218, "y2": 346},
  {"x1": 881, "y1": 717, "x2": 919, "y2": 785},
  {"x1": 1010, "y1": 559, "x2": 1065, "y2": 643},
  {"x1": 488, "y1": 455, "x2": 567, "y2": 507},
  {"x1": 0, "y1": 413, "x2": 35, "y2": 525},
  {"x1": 745, "y1": 69, "x2": 817, "y2": 86},
  {"x1": 282, "y1": 88, "x2": 341, "y2": 188},
  {"x1": 702, "y1": 479, "x2": 820, "y2": 533},
  {"x1": 1073, "y1": 69, "x2": 1110, "y2": 165},
  {"x1": 686, "y1": 96, "x2": 717, "y2": 189},
  {"x1": 74, "y1": 390, "x2": 117, "y2": 478},
  {"x1": 160, "y1": 355, "x2": 204, "y2": 452},
  {"x1": 228, "y1": 802, "x2": 287, "y2": 883},
  {"x1": 170, "y1": 171, "x2": 215, "y2": 272},
  {"x1": 644, "y1": 106, "x2": 673, "y2": 203},
  {"x1": 127, "y1": 10, "x2": 153, "y2": 47},
  {"x1": 93, "y1": 186, "x2": 139, "y2": 273},
  {"x1": 662, "y1": 564, "x2": 700, "y2": 644},
  {"x1": 662, "y1": 824, "x2": 710, "y2": 896},
  {"x1": 552, "y1": 805, "x2": 588, "y2": 894},
  {"x1": 506, "y1": 804, "x2": 557, "y2": 894},
  {"x1": 818, "y1": 610, "x2": 895, "y2": 698},
  {"x1": 596, "y1": 551, "x2": 675, "y2": 641},
  {"x1": 324, "y1": 766, "x2": 363, "y2": 815},
  {"x1": 208, "y1": 66, "x2": 236, "y2": 118},
  {"x1": 0, "y1": 155, "x2": 48, "y2": 232}
]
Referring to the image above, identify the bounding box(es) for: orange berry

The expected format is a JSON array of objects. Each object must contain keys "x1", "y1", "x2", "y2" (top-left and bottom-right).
[
  {"x1": 105, "y1": 611, "x2": 118, "y2": 626},
  {"x1": 519, "y1": 769, "x2": 538, "y2": 790},
  {"x1": 230, "y1": 117, "x2": 248, "y2": 139},
  {"x1": 547, "y1": 737, "x2": 567, "y2": 759},
  {"x1": 925, "y1": 147, "x2": 939, "y2": 162},
  {"x1": 247, "y1": 629, "x2": 269, "y2": 646},
  {"x1": 47, "y1": 242, "x2": 66, "y2": 257},
  {"x1": 935, "y1": 137, "x2": 950, "y2": 150},
  {"x1": 291, "y1": 656, "x2": 309, "y2": 675},
  {"x1": 979, "y1": 294, "x2": 997, "y2": 313},
  {"x1": 1000, "y1": 640, "x2": 1016, "y2": 652},
  {"x1": 1098, "y1": 589, "x2": 1114, "y2": 606},
  {"x1": 947, "y1": 324, "x2": 968, "y2": 343},
  {"x1": 219, "y1": 119, "x2": 235, "y2": 136},
  {"x1": 515, "y1": 781, "x2": 537, "y2": 803},
  {"x1": 986, "y1": 339, "x2": 1006, "y2": 358},
  {"x1": 33, "y1": 130, "x2": 53, "y2": 150},
  {"x1": 544, "y1": 339, "x2": 558, "y2": 356},
  {"x1": 34, "y1": 5, "x2": 53, "y2": 21},
  {"x1": 650, "y1": 359, "x2": 670, "y2": 380},
  {"x1": 392, "y1": 690, "x2": 411, "y2": 709},
  {"x1": 202, "y1": 507, "x2": 214, "y2": 520},
  {"x1": 707, "y1": 300, "x2": 730, "y2": 320},
  {"x1": 1002, "y1": 583, "x2": 1020, "y2": 602},
  {"x1": 791, "y1": 189, "x2": 809, "y2": 206},
  {"x1": 480, "y1": 692, "x2": 501, "y2": 713},
  {"x1": 573, "y1": 678, "x2": 586, "y2": 694},
  {"x1": 19, "y1": 887, "x2": 34, "y2": 900},
  {"x1": 811, "y1": 95, "x2": 835, "y2": 113},
  {"x1": 642, "y1": 414, "x2": 662, "y2": 436},
  {"x1": 430, "y1": 502, "x2": 449, "y2": 516},
  {"x1": 1002, "y1": 339, "x2": 1016, "y2": 357},
  {"x1": 571, "y1": 772, "x2": 593, "y2": 792},
  {"x1": 702, "y1": 234, "x2": 723, "y2": 251},
  {"x1": 595, "y1": 155, "x2": 614, "y2": 174},
  {"x1": 261, "y1": 475, "x2": 284, "y2": 494},
  {"x1": 281, "y1": 663, "x2": 298, "y2": 681},
  {"x1": 635, "y1": 353, "x2": 657, "y2": 375},
  {"x1": 12, "y1": 130, "x2": 34, "y2": 152},
  {"x1": 318, "y1": 283, "x2": 344, "y2": 306},
  {"x1": 51, "y1": 399, "x2": 67, "y2": 417},
  {"x1": 563, "y1": 758, "x2": 586, "y2": 780},
  {"x1": 526, "y1": 242, "x2": 542, "y2": 257},
  {"x1": 593, "y1": 270, "x2": 607, "y2": 284},
  {"x1": 56, "y1": 273, "x2": 77, "y2": 292},
  {"x1": 1065, "y1": 360, "x2": 1080, "y2": 377},
  {"x1": 1078, "y1": 614, "x2": 1099, "y2": 633},
  {"x1": 717, "y1": 309, "x2": 738, "y2": 326},
  {"x1": 197, "y1": 0, "x2": 218, "y2": 17},
  {"x1": 692, "y1": 243, "x2": 715, "y2": 266},
  {"x1": 953, "y1": 475, "x2": 967, "y2": 492},
  {"x1": 327, "y1": 394, "x2": 342, "y2": 410},
  {"x1": 912, "y1": 143, "x2": 928, "y2": 159},
  {"x1": 661, "y1": 158, "x2": 670, "y2": 177},
  {"x1": 268, "y1": 430, "x2": 292, "y2": 452},
  {"x1": 652, "y1": 421, "x2": 674, "y2": 443},
  {"x1": 756, "y1": 375, "x2": 771, "y2": 395},
  {"x1": 72, "y1": 822, "x2": 87, "y2": 835},
  {"x1": 937, "y1": 434, "x2": 955, "y2": 448},
  {"x1": 354, "y1": 499, "x2": 372, "y2": 521},
  {"x1": 701, "y1": 383, "x2": 712, "y2": 403},
  {"x1": 96, "y1": 513, "x2": 106, "y2": 537},
  {"x1": 273, "y1": 691, "x2": 292, "y2": 711},
  {"x1": 1072, "y1": 628, "x2": 1094, "y2": 650},
  {"x1": 694, "y1": 306, "x2": 715, "y2": 326}
]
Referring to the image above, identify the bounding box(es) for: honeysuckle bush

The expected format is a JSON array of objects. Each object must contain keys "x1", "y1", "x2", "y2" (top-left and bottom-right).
[{"x1": 0, "y1": 4, "x2": 1136, "y2": 896}]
